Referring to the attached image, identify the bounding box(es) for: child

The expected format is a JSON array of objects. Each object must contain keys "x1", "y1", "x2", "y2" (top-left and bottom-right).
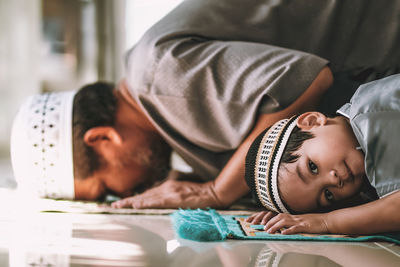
[{"x1": 245, "y1": 74, "x2": 400, "y2": 235}]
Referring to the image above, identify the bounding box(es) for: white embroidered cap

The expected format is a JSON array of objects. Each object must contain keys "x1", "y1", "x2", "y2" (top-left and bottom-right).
[
  {"x1": 245, "y1": 116, "x2": 299, "y2": 213},
  {"x1": 10, "y1": 91, "x2": 76, "y2": 199}
]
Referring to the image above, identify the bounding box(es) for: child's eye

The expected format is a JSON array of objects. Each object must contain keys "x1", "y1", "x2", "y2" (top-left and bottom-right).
[
  {"x1": 324, "y1": 189, "x2": 334, "y2": 202},
  {"x1": 308, "y1": 160, "x2": 318, "y2": 174}
]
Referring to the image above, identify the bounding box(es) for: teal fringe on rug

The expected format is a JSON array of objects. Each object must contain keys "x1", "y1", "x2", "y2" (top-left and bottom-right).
[
  {"x1": 170, "y1": 209, "x2": 231, "y2": 241},
  {"x1": 171, "y1": 209, "x2": 400, "y2": 244}
]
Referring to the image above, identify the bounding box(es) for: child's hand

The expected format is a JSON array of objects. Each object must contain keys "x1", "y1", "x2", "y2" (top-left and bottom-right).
[
  {"x1": 264, "y1": 213, "x2": 330, "y2": 234},
  {"x1": 245, "y1": 211, "x2": 278, "y2": 225}
]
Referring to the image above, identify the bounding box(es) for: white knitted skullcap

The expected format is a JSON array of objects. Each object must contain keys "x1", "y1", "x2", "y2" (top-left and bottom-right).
[
  {"x1": 10, "y1": 91, "x2": 76, "y2": 199},
  {"x1": 245, "y1": 116, "x2": 299, "y2": 213}
]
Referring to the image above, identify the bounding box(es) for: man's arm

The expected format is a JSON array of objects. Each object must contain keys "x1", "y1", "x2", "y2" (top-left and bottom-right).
[
  {"x1": 262, "y1": 191, "x2": 400, "y2": 235},
  {"x1": 211, "y1": 66, "x2": 333, "y2": 207},
  {"x1": 112, "y1": 66, "x2": 333, "y2": 209}
]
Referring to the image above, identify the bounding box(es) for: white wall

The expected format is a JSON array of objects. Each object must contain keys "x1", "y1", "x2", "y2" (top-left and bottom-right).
[
  {"x1": 0, "y1": 0, "x2": 188, "y2": 184},
  {"x1": 0, "y1": 0, "x2": 42, "y2": 157},
  {"x1": 125, "y1": 0, "x2": 183, "y2": 49}
]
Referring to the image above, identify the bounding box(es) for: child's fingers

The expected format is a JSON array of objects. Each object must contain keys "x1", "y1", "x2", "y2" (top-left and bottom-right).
[
  {"x1": 248, "y1": 212, "x2": 265, "y2": 224},
  {"x1": 264, "y1": 214, "x2": 293, "y2": 233},
  {"x1": 253, "y1": 211, "x2": 269, "y2": 224},
  {"x1": 246, "y1": 211, "x2": 268, "y2": 224},
  {"x1": 263, "y1": 213, "x2": 280, "y2": 231},
  {"x1": 245, "y1": 213, "x2": 257, "y2": 222},
  {"x1": 261, "y1": 211, "x2": 277, "y2": 225},
  {"x1": 264, "y1": 220, "x2": 287, "y2": 234},
  {"x1": 263, "y1": 213, "x2": 328, "y2": 234},
  {"x1": 280, "y1": 225, "x2": 302, "y2": 235}
]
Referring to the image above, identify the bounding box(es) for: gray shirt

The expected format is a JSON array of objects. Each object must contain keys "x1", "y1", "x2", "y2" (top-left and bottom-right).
[
  {"x1": 124, "y1": 0, "x2": 400, "y2": 180},
  {"x1": 338, "y1": 74, "x2": 400, "y2": 197}
]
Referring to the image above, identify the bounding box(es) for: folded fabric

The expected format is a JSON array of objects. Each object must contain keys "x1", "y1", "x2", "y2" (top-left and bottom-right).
[{"x1": 171, "y1": 209, "x2": 400, "y2": 244}]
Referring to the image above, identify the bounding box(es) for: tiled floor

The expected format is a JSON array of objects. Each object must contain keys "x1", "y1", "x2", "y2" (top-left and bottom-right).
[{"x1": 1, "y1": 160, "x2": 400, "y2": 267}]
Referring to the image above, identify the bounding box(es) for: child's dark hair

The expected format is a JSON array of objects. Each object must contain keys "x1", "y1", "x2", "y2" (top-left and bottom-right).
[
  {"x1": 278, "y1": 125, "x2": 378, "y2": 212},
  {"x1": 245, "y1": 125, "x2": 314, "y2": 208},
  {"x1": 277, "y1": 126, "x2": 314, "y2": 213},
  {"x1": 279, "y1": 126, "x2": 314, "y2": 165},
  {"x1": 245, "y1": 123, "x2": 378, "y2": 212}
]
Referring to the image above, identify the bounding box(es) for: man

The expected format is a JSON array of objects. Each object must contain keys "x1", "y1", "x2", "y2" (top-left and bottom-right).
[{"x1": 11, "y1": 0, "x2": 400, "y2": 208}]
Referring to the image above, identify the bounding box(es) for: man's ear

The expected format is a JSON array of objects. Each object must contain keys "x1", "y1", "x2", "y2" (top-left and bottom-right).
[
  {"x1": 296, "y1": 112, "x2": 327, "y2": 130},
  {"x1": 83, "y1": 126, "x2": 122, "y2": 148}
]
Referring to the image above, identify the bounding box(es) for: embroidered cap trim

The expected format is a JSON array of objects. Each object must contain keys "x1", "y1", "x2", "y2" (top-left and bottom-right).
[
  {"x1": 11, "y1": 91, "x2": 76, "y2": 199},
  {"x1": 254, "y1": 116, "x2": 298, "y2": 213}
]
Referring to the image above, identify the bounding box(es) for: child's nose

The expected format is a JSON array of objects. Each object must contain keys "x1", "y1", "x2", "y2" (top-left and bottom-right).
[{"x1": 328, "y1": 170, "x2": 343, "y2": 187}]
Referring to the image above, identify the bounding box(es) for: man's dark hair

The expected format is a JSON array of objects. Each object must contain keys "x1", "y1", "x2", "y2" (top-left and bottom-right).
[{"x1": 72, "y1": 82, "x2": 117, "y2": 180}]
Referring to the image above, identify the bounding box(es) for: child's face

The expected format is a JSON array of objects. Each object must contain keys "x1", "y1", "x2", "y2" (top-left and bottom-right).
[{"x1": 278, "y1": 112, "x2": 366, "y2": 213}]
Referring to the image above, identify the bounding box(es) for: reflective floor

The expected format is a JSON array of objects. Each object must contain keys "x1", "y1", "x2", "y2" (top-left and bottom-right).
[
  {"x1": 0, "y1": 157, "x2": 400, "y2": 267},
  {"x1": 1, "y1": 201, "x2": 400, "y2": 267}
]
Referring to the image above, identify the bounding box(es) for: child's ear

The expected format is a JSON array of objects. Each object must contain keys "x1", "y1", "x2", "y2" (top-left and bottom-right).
[{"x1": 296, "y1": 112, "x2": 327, "y2": 130}]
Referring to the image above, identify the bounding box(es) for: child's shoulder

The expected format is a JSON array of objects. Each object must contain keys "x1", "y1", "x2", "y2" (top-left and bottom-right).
[
  {"x1": 348, "y1": 74, "x2": 400, "y2": 117},
  {"x1": 345, "y1": 74, "x2": 400, "y2": 198}
]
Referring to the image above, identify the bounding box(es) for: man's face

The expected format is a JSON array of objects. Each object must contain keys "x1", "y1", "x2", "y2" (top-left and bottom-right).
[
  {"x1": 100, "y1": 141, "x2": 152, "y2": 198},
  {"x1": 74, "y1": 131, "x2": 154, "y2": 200},
  {"x1": 278, "y1": 115, "x2": 366, "y2": 213},
  {"x1": 74, "y1": 88, "x2": 170, "y2": 201}
]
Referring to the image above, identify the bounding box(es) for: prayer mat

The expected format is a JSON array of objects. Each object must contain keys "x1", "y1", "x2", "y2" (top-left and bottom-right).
[
  {"x1": 1, "y1": 188, "x2": 255, "y2": 215},
  {"x1": 35, "y1": 199, "x2": 254, "y2": 215},
  {"x1": 0, "y1": 189, "x2": 255, "y2": 216},
  {"x1": 31, "y1": 198, "x2": 253, "y2": 215},
  {"x1": 171, "y1": 209, "x2": 400, "y2": 245}
]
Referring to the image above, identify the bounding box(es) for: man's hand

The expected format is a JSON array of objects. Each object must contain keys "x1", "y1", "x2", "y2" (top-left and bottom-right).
[
  {"x1": 246, "y1": 212, "x2": 330, "y2": 234},
  {"x1": 111, "y1": 180, "x2": 223, "y2": 209}
]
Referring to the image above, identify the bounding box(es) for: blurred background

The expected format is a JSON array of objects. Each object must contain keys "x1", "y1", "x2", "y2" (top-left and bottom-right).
[{"x1": 0, "y1": 0, "x2": 183, "y2": 186}]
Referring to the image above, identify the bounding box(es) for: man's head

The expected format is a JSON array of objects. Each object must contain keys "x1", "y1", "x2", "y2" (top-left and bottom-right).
[
  {"x1": 245, "y1": 112, "x2": 367, "y2": 214},
  {"x1": 11, "y1": 82, "x2": 170, "y2": 200},
  {"x1": 72, "y1": 82, "x2": 171, "y2": 200}
]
